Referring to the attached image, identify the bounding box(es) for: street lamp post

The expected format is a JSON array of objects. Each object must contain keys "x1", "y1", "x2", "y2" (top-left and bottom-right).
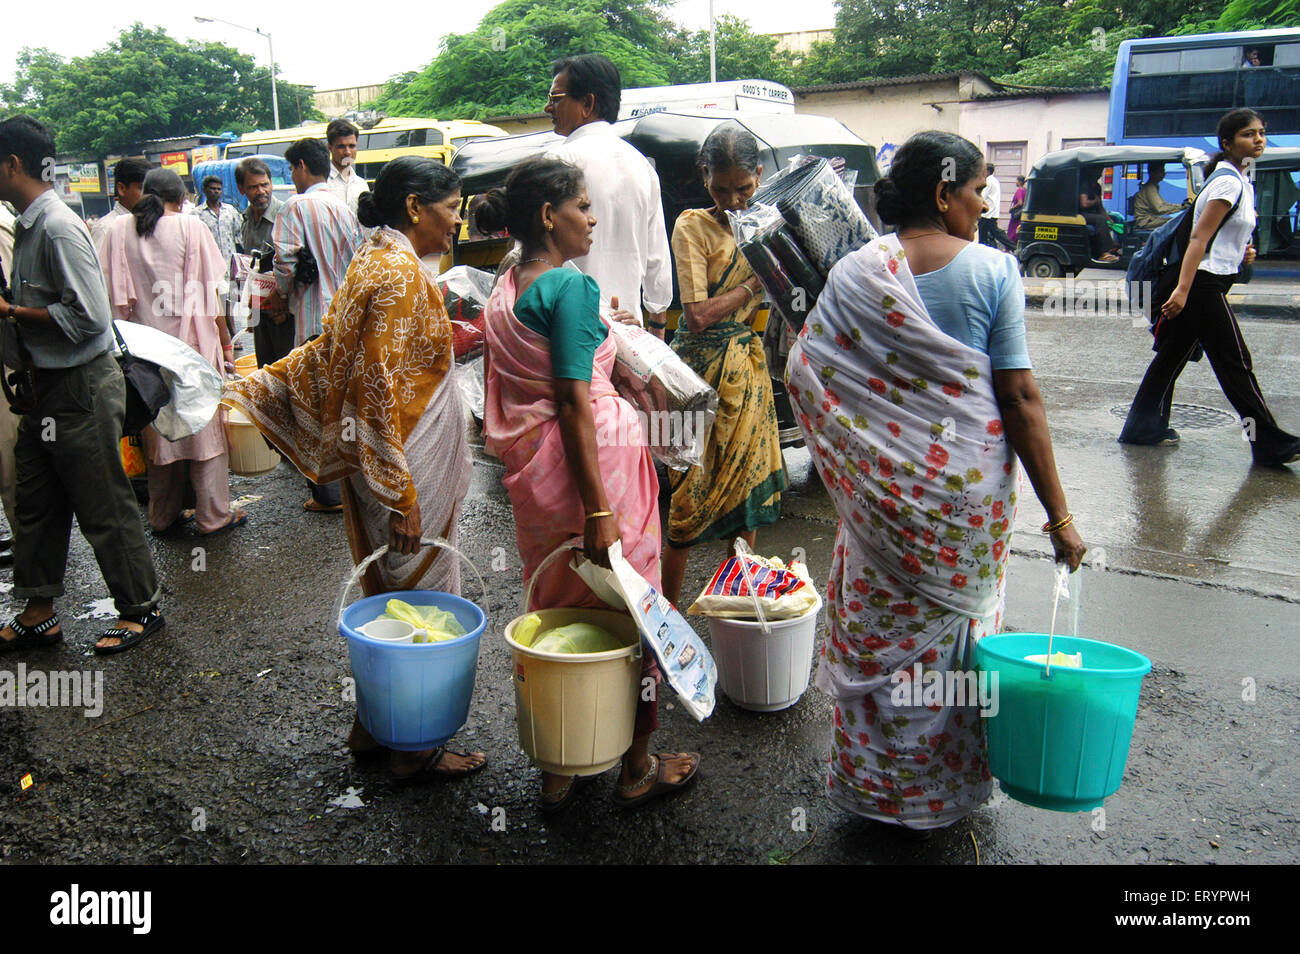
[
  {"x1": 709, "y1": 0, "x2": 717, "y2": 83},
  {"x1": 194, "y1": 16, "x2": 280, "y2": 130}
]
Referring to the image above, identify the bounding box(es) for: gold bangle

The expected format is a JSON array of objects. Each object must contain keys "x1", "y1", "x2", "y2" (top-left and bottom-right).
[
  {"x1": 585, "y1": 510, "x2": 614, "y2": 521},
  {"x1": 740, "y1": 284, "x2": 756, "y2": 302},
  {"x1": 1041, "y1": 513, "x2": 1074, "y2": 534}
]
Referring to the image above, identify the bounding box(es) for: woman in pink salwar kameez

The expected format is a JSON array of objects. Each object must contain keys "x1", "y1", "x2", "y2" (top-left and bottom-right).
[
  {"x1": 101, "y1": 169, "x2": 243, "y2": 535},
  {"x1": 480, "y1": 157, "x2": 700, "y2": 814}
]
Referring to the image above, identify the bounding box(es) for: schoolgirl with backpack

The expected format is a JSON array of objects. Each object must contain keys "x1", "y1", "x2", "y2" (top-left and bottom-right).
[{"x1": 1119, "y1": 108, "x2": 1300, "y2": 468}]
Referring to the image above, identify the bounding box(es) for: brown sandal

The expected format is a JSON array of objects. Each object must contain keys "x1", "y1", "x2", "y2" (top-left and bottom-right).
[{"x1": 614, "y1": 752, "x2": 701, "y2": 808}]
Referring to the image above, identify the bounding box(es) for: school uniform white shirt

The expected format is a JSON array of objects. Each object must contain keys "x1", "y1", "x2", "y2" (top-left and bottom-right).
[
  {"x1": 326, "y1": 162, "x2": 370, "y2": 213},
  {"x1": 546, "y1": 120, "x2": 672, "y2": 316},
  {"x1": 90, "y1": 201, "x2": 131, "y2": 253},
  {"x1": 1193, "y1": 166, "x2": 1256, "y2": 276},
  {"x1": 981, "y1": 175, "x2": 1001, "y2": 220}
]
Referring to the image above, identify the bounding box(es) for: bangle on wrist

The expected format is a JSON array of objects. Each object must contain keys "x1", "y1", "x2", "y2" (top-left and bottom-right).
[
  {"x1": 585, "y1": 510, "x2": 614, "y2": 521},
  {"x1": 1041, "y1": 512, "x2": 1073, "y2": 534}
]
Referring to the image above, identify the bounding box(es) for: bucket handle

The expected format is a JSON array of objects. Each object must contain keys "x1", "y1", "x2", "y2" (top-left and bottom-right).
[
  {"x1": 521, "y1": 536, "x2": 642, "y2": 661},
  {"x1": 335, "y1": 537, "x2": 489, "y2": 631},
  {"x1": 732, "y1": 537, "x2": 772, "y2": 635},
  {"x1": 1044, "y1": 564, "x2": 1083, "y2": 678}
]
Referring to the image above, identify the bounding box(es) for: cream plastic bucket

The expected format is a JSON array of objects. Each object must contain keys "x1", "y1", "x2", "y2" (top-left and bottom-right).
[
  {"x1": 223, "y1": 406, "x2": 280, "y2": 477},
  {"x1": 504, "y1": 608, "x2": 641, "y2": 776},
  {"x1": 707, "y1": 594, "x2": 822, "y2": 712}
]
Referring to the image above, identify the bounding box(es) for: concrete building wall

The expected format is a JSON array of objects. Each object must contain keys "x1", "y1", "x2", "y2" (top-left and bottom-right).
[
  {"x1": 485, "y1": 114, "x2": 553, "y2": 135},
  {"x1": 770, "y1": 29, "x2": 834, "y2": 56},
  {"x1": 314, "y1": 85, "x2": 387, "y2": 118},
  {"x1": 794, "y1": 75, "x2": 997, "y2": 163},
  {"x1": 958, "y1": 92, "x2": 1111, "y2": 172}
]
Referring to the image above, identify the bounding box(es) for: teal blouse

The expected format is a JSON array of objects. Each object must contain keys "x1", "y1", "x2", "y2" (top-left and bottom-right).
[{"x1": 514, "y1": 268, "x2": 608, "y2": 382}]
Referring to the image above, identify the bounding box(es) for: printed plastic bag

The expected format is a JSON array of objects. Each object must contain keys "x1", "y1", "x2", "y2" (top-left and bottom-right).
[
  {"x1": 437, "y1": 265, "x2": 495, "y2": 360},
  {"x1": 688, "y1": 552, "x2": 817, "y2": 620},
  {"x1": 602, "y1": 313, "x2": 718, "y2": 472},
  {"x1": 572, "y1": 541, "x2": 716, "y2": 721}
]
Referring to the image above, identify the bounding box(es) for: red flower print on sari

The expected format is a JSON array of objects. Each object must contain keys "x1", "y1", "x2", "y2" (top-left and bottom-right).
[
  {"x1": 986, "y1": 419, "x2": 1004, "y2": 436},
  {"x1": 868, "y1": 377, "x2": 887, "y2": 395},
  {"x1": 925, "y1": 443, "x2": 949, "y2": 468},
  {"x1": 886, "y1": 311, "x2": 905, "y2": 328}
]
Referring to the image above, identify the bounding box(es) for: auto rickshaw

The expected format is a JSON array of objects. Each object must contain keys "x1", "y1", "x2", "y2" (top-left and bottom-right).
[
  {"x1": 1016, "y1": 145, "x2": 1207, "y2": 278},
  {"x1": 450, "y1": 108, "x2": 882, "y2": 446},
  {"x1": 1252, "y1": 147, "x2": 1300, "y2": 259}
]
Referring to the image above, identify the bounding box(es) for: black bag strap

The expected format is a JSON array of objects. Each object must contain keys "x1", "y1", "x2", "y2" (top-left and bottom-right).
[{"x1": 111, "y1": 319, "x2": 133, "y2": 359}]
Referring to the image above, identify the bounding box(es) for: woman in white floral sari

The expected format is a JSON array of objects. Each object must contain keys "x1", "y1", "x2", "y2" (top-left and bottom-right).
[{"x1": 786, "y1": 132, "x2": 1086, "y2": 831}]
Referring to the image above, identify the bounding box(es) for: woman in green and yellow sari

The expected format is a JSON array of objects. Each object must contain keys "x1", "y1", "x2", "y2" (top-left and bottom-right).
[{"x1": 661, "y1": 124, "x2": 786, "y2": 606}]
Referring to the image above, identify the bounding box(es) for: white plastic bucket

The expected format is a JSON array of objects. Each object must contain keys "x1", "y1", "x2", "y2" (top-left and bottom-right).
[
  {"x1": 504, "y1": 608, "x2": 641, "y2": 776},
  {"x1": 223, "y1": 406, "x2": 280, "y2": 477},
  {"x1": 707, "y1": 594, "x2": 822, "y2": 711}
]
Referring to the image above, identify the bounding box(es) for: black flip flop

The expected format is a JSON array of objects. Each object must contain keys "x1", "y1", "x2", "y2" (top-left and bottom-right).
[
  {"x1": 390, "y1": 745, "x2": 487, "y2": 783},
  {"x1": 94, "y1": 610, "x2": 165, "y2": 656},
  {"x1": 0, "y1": 614, "x2": 62, "y2": 653}
]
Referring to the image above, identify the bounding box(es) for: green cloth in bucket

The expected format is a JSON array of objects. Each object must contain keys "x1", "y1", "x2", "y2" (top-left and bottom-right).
[{"x1": 531, "y1": 623, "x2": 625, "y2": 655}]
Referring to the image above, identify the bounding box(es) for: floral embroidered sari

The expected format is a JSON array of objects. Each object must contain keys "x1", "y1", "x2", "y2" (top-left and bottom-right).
[{"x1": 786, "y1": 235, "x2": 1020, "y2": 829}]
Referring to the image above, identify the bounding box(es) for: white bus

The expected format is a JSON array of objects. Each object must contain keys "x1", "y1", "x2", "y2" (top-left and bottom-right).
[{"x1": 619, "y1": 80, "x2": 795, "y2": 120}]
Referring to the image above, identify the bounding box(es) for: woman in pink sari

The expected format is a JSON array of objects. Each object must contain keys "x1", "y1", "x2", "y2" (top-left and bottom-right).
[
  {"x1": 481, "y1": 157, "x2": 700, "y2": 814},
  {"x1": 100, "y1": 168, "x2": 243, "y2": 536}
]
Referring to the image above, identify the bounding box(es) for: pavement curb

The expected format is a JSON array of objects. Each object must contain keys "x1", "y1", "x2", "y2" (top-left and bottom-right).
[{"x1": 1023, "y1": 281, "x2": 1300, "y2": 321}]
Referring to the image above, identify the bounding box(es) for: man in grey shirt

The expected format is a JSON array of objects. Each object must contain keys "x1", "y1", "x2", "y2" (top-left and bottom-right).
[
  {"x1": 0, "y1": 115, "x2": 162, "y2": 655},
  {"x1": 235, "y1": 157, "x2": 293, "y2": 368}
]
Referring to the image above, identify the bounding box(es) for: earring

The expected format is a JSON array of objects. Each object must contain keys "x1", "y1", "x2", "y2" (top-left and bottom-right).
[
  {"x1": 412, "y1": 215, "x2": 420, "y2": 224},
  {"x1": 545, "y1": 222, "x2": 553, "y2": 231},
  {"x1": 939, "y1": 204, "x2": 948, "y2": 212}
]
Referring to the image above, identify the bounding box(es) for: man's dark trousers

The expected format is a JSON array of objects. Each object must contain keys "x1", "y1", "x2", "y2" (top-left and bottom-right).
[{"x1": 13, "y1": 352, "x2": 160, "y2": 614}]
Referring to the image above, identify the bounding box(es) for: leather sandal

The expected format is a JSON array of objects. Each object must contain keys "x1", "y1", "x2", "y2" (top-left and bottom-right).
[
  {"x1": 614, "y1": 752, "x2": 701, "y2": 808},
  {"x1": 540, "y1": 774, "x2": 599, "y2": 815},
  {"x1": 0, "y1": 614, "x2": 63, "y2": 653}
]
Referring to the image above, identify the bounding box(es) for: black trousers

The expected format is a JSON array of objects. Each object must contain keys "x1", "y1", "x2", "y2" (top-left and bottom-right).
[
  {"x1": 1120, "y1": 271, "x2": 1297, "y2": 458},
  {"x1": 252, "y1": 318, "x2": 340, "y2": 506}
]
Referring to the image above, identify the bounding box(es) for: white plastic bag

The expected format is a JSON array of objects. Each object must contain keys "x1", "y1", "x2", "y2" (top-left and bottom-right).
[{"x1": 572, "y1": 541, "x2": 716, "y2": 721}]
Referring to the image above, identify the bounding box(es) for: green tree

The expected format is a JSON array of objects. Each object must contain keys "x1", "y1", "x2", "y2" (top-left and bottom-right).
[
  {"x1": 1176, "y1": 0, "x2": 1300, "y2": 32},
  {"x1": 997, "y1": 24, "x2": 1147, "y2": 86},
  {"x1": 0, "y1": 23, "x2": 320, "y2": 155},
  {"x1": 374, "y1": 0, "x2": 683, "y2": 119},
  {"x1": 665, "y1": 15, "x2": 798, "y2": 86}
]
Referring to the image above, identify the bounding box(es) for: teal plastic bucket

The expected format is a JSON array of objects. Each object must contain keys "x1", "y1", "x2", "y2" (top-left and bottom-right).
[{"x1": 974, "y1": 632, "x2": 1151, "y2": 812}]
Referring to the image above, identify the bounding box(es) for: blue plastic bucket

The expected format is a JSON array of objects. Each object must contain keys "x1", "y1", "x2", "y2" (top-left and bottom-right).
[
  {"x1": 974, "y1": 632, "x2": 1151, "y2": 812},
  {"x1": 339, "y1": 589, "x2": 486, "y2": 752}
]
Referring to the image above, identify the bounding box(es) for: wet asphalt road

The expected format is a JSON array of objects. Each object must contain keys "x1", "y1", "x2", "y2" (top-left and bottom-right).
[{"x1": 1, "y1": 304, "x2": 1297, "y2": 865}]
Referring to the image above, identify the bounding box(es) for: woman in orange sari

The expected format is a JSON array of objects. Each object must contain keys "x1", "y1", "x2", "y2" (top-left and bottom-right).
[
  {"x1": 225, "y1": 157, "x2": 484, "y2": 781},
  {"x1": 480, "y1": 157, "x2": 700, "y2": 813}
]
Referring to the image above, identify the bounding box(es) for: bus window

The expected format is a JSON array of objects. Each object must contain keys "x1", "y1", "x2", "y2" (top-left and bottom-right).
[{"x1": 1180, "y1": 46, "x2": 1240, "y2": 72}]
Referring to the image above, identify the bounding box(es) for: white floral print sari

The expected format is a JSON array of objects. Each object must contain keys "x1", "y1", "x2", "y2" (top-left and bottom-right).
[{"x1": 786, "y1": 235, "x2": 1020, "y2": 829}]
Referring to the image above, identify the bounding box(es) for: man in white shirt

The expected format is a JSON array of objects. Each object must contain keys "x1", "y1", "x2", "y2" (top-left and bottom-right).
[
  {"x1": 90, "y1": 156, "x2": 149, "y2": 252},
  {"x1": 325, "y1": 119, "x2": 370, "y2": 213},
  {"x1": 979, "y1": 163, "x2": 1012, "y2": 250},
  {"x1": 544, "y1": 54, "x2": 672, "y2": 336}
]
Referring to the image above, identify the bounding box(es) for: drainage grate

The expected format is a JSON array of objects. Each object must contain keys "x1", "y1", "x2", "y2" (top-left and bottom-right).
[{"x1": 1110, "y1": 403, "x2": 1239, "y2": 430}]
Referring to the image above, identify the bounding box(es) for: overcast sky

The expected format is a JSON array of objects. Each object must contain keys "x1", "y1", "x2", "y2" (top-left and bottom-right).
[{"x1": 6, "y1": 1, "x2": 838, "y2": 92}]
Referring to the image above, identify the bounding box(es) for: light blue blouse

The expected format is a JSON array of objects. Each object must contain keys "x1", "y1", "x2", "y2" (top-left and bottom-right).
[{"x1": 913, "y1": 244, "x2": 1032, "y2": 371}]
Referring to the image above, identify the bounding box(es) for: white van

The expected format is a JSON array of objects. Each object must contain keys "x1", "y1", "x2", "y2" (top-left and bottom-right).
[{"x1": 619, "y1": 80, "x2": 795, "y2": 119}]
